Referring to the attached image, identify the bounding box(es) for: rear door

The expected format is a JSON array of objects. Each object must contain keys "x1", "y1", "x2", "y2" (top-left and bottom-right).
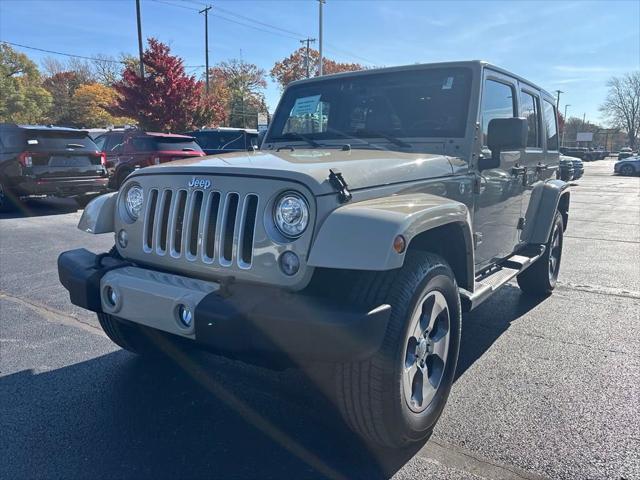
[
  {"x1": 23, "y1": 131, "x2": 104, "y2": 179},
  {"x1": 517, "y1": 88, "x2": 545, "y2": 223},
  {"x1": 473, "y1": 70, "x2": 523, "y2": 268}
]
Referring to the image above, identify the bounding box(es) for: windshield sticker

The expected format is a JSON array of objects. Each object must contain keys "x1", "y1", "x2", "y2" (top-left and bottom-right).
[
  {"x1": 290, "y1": 95, "x2": 321, "y2": 116},
  {"x1": 442, "y1": 76, "x2": 454, "y2": 90}
]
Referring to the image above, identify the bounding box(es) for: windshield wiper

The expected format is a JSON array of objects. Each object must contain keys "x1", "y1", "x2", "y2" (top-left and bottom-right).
[
  {"x1": 275, "y1": 132, "x2": 321, "y2": 148},
  {"x1": 355, "y1": 130, "x2": 413, "y2": 148}
]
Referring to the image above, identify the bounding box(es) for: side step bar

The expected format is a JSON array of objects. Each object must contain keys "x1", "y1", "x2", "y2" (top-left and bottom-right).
[{"x1": 459, "y1": 245, "x2": 545, "y2": 312}]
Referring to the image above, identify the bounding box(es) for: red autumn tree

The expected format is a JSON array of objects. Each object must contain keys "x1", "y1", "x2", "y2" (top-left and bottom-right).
[
  {"x1": 270, "y1": 47, "x2": 365, "y2": 90},
  {"x1": 111, "y1": 38, "x2": 223, "y2": 131}
]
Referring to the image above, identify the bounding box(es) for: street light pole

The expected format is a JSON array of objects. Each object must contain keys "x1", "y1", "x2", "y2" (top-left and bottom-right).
[
  {"x1": 562, "y1": 104, "x2": 570, "y2": 147},
  {"x1": 555, "y1": 90, "x2": 563, "y2": 110},
  {"x1": 199, "y1": 6, "x2": 212, "y2": 93},
  {"x1": 318, "y1": 0, "x2": 325, "y2": 76},
  {"x1": 135, "y1": 0, "x2": 144, "y2": 78}
]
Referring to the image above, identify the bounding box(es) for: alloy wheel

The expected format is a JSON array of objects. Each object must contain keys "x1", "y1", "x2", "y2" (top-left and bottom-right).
[
  {"x1": 402, "y1": 290, "x2": 450, "y2": 413},
  {"x1": 548, "y1": 223, "x2": 562, "y2": 282}
]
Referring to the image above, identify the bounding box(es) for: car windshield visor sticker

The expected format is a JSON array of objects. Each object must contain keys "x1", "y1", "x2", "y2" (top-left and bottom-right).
[{"x1": 290, "y1": 95, "x2": 322, "y2": 116}]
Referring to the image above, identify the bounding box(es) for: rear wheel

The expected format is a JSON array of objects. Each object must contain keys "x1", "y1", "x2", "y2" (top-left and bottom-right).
[
  {"x1": 334, "y1": 251, "x2": 461, "y2": 447},
  {"x1": 517, "y1": 212, "x2": 564, "y2": 296},
  {"x1": 620, "y1": 164, "x2": 635, "y2": 176}
]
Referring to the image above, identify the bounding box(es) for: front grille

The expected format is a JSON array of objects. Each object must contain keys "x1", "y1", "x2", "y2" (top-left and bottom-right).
[{"x1": 143, "y1": 188, "x2": 259, "y2": 269}]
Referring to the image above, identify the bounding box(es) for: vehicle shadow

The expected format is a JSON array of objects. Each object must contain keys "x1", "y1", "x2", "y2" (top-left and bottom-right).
[
  {"x1": 1, "y1": 286, "x2": 545, "y2": 480},
  {"x1": 0, "y1": 197, "x2": 81, "y2": 219}
]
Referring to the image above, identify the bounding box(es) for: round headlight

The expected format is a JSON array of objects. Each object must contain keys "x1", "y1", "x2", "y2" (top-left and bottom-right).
[
  {"x1": 274, "y1": 192, "x2": 309, "y2": 238},
  {"x1": 125, "y1": 184, "x2": 144, "y2": 220}
]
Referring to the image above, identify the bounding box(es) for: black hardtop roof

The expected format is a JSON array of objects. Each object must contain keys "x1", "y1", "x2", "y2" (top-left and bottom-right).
[{"x1": 288, "y1": 60, "x2": 554, "y2": 100}]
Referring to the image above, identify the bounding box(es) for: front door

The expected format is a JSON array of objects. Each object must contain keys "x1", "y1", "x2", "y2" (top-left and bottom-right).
[{"x1": 473, "y1": 72, "x2": 523, "y2": 268}]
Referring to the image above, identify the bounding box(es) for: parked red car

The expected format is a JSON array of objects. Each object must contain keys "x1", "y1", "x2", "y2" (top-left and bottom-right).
[{"x1": 93, "y1": 129, "x2": 205, "y2": 189}]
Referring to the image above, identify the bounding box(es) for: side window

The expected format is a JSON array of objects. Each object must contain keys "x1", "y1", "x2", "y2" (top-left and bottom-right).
[
  {"x1": 543, "y1": 100, "x2": 558, "y2": 151},
  {"x1": 481, "y1": 79, "x2": 515, "y2": 146},
  {"x1": 106, "y1": 133, "x2": 125, "y2": 153},
  {"x1": 520, "y1": 91, "x2": 541, "y2": 148}
]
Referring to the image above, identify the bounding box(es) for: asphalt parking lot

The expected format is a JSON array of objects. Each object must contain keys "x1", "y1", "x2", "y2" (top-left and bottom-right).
[{"x1": 1, "y1": 158, "x2": 639, "y2": 480}]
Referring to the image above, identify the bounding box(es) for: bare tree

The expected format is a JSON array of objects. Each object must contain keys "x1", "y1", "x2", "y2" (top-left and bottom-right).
[
  {"x1": 41, "y1": 56, "x2": 94, "y2": 83},
  {"x1": 600, "y1": 71, "x2": 640, "y2": 148},
  {"x1": 41, "y1": 56, "x2": 66, "y2": 77},
  {"x1": 91, "y1": 54, "x2": 123, "y2": 85}
]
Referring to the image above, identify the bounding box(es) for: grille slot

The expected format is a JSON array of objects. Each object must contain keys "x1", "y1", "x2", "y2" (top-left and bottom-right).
[
  {"x1": 204, "y1": 192, "x2": 221, "y2": 261},
  {"x1": 171, "y1": 190, "x2": 188, "y2": 255},
  {"x1": 221, "y1": 193, "x2": 240, "y2": 264},
  {"x1": 158, "y1": 190, "x2": 173, "y2": 253},
  {"x1": 239, "y1": 195, "x2": 258, "y2": 267},
  {"x1": 142, "y1": 187, "x2": 259, "y2": 268},
  {"x1": 188, "y1": 191, "x2": 204, "y2": 258},
  {"x1": 144, "y1": 189, "x2": 158, "y2": 251}
]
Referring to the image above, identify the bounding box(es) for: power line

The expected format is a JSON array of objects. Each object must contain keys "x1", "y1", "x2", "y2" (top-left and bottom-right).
[
  {"x1": 1, "y1": 41, "x2": 123, "y2": 63},
  {"x1": 149, "y1": 0, "x2": 198, "y2": 11},
  {"x1": 2, "y1": 40, "x2": 204, "y2": 69}
]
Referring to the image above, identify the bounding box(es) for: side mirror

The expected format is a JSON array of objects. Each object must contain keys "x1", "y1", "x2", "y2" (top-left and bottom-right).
[{"x1": 480, "y1": 117, "x2": 528, "y2": 170}]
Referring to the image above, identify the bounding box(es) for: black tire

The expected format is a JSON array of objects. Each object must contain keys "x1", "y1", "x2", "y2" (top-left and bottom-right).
[
  {"x1": 97, "y1": 312, "x2": 174, "y2": 357},
  {"x1": 0, "y1": 179, "x2": 18, "y2": 213},
  {"x1": 620, "y1": 164, "x2": 635, "y2": 176},
  {"x1": 517, "y1": 212, "x2": 564, "y2": 296},
  {"x1": 334, "y1": 251, "x2": 462, "y2": 448},
  {"x1": 116, "y1": 168, "x2": 133, "y2": 190}
]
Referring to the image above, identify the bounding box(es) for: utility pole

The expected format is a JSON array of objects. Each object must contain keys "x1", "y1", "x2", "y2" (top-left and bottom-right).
[
  {"x1": 135, "y1": 0, "x2": 144, "y2": 78},
  {"x1": 199, "y1": 5, "x2": 212, "y2": 94},
  {"x1": 300, "y1": 38, "x2": 316, "y2": 78},
  {"x1": 318, "y1": 0, "x2": 325, "y2": 76},
  {"x1": 555, "y1": 90, "x2": 563, "y2": 110},
  {"x1": 562, "y1": 104, "x2": 570, "y2": 147}
]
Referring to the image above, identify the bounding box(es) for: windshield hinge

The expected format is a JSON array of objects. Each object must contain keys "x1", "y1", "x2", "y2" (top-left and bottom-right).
[{"x1": 328, "y1": 169, "x2": 352, "y2": 203}]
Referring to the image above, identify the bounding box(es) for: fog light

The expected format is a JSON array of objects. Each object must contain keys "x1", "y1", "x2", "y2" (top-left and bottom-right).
[
  {"x1": 117, "y1": 229, "x2": 128, "y2": 248},
  {"x1": 279, "y1": 251, "x2": 300, "y2": 276},
  {"x1": 178, "y1": 304, "x2": 193, "y2": 327},
  {"x1": 105, "y1": 286, "x2": 118, "y2": 307}
]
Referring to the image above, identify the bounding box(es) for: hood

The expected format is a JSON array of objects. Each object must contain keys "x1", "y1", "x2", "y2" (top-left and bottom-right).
[{"x1": 131, "y1": 148, "x2": 456, "y2": 196}]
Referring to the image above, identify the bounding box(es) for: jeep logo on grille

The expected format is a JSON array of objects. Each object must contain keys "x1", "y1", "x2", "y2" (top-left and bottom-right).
[{"x1": 188, "y1": 177, "x2": 211, "y2": 189}]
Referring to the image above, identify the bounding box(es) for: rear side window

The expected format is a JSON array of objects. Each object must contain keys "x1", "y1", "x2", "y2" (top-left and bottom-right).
[
  {"x1": 131, "y1": 136, "x2": 203, "y2": 152},
  {"x1": 480, "y1": 79, "x2": 515, "y2": 146},
  {"x1": 24, "y1": 131, "x2": 98, "y2": 151},
  {"x1": 105, "y1": 133, "x2": 125, "y2": 153},
  {"x1": 543, "y1": 100, "x2": 559, "y2": 151},
  {"x1": 520, "y1": 91, "x2": 541, "y2": 148},
  {"x1": 93, "y1": 135, "x2": 107, "y2": 151}
]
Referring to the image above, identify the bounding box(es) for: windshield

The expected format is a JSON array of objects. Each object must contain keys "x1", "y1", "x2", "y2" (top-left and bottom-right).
[{"x1": 267, "y1": 67, "x2": 472, "y2": 146}]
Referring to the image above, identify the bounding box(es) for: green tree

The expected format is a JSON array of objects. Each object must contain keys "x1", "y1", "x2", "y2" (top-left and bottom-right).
[
  {"x1": 43, "y1": 71, "x2": 87, "y2": 126},
  {"x1": 0, "y1": 43, "x2": 52, "y2": 123}
]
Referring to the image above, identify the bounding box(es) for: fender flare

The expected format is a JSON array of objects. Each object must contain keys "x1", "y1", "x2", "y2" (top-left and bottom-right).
[
  {"x1": 521, "y1": 179, "x2": 570, "y2": 245},
  {"x1": 307, "y1": 193, "x2": 474, "y2": 286},
  {"x1": 77, "y1": 192, "x2": 117, "y2": 234}
]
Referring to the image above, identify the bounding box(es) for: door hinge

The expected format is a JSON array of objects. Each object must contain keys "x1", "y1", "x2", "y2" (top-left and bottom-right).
[
  {"x1": 473, "y1": 232, "x2": 483, "y2": 249},
  {"x1": 517, "y1": 217, "x2": 526, "y2": 230}
]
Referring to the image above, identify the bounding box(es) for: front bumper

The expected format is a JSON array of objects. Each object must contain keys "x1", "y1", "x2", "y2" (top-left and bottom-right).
[
  {"x1": 16, "y1": 176, "x2": 109, "y2": 197},
  {"x1": 58, "y1": 249, "x2": 391, "y2": 364}
]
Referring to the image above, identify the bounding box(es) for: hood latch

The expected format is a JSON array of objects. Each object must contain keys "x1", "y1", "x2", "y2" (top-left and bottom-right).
[{"x1": 329, "y1": 169, "x2": 352, "y2": 203}]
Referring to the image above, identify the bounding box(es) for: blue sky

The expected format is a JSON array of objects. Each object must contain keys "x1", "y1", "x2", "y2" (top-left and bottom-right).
[{"x1": 1, "y1": 0, "x2": 638, "y2": 123}]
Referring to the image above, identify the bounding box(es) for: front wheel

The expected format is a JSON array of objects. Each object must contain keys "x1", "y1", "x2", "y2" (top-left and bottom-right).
[
  {"x1": 620, "y1": 164, "x2": 635, "y2": 176},
  {"x1": 517, "y1": 212, "x2": 564, "y2": 296},
  {"x1": 334, "y1": 251, "x2": 461, "y2": 448}
]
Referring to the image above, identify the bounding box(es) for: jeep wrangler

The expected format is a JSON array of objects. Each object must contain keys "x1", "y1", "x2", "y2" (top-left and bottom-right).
[{"x1": 58, "y1": 61, "x2": 569, "y2": 448}]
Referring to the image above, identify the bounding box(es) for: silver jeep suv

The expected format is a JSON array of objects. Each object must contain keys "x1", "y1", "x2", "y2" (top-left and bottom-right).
[{"x1": 58, "y1": 61, "x2": 569, "y2": 448}]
